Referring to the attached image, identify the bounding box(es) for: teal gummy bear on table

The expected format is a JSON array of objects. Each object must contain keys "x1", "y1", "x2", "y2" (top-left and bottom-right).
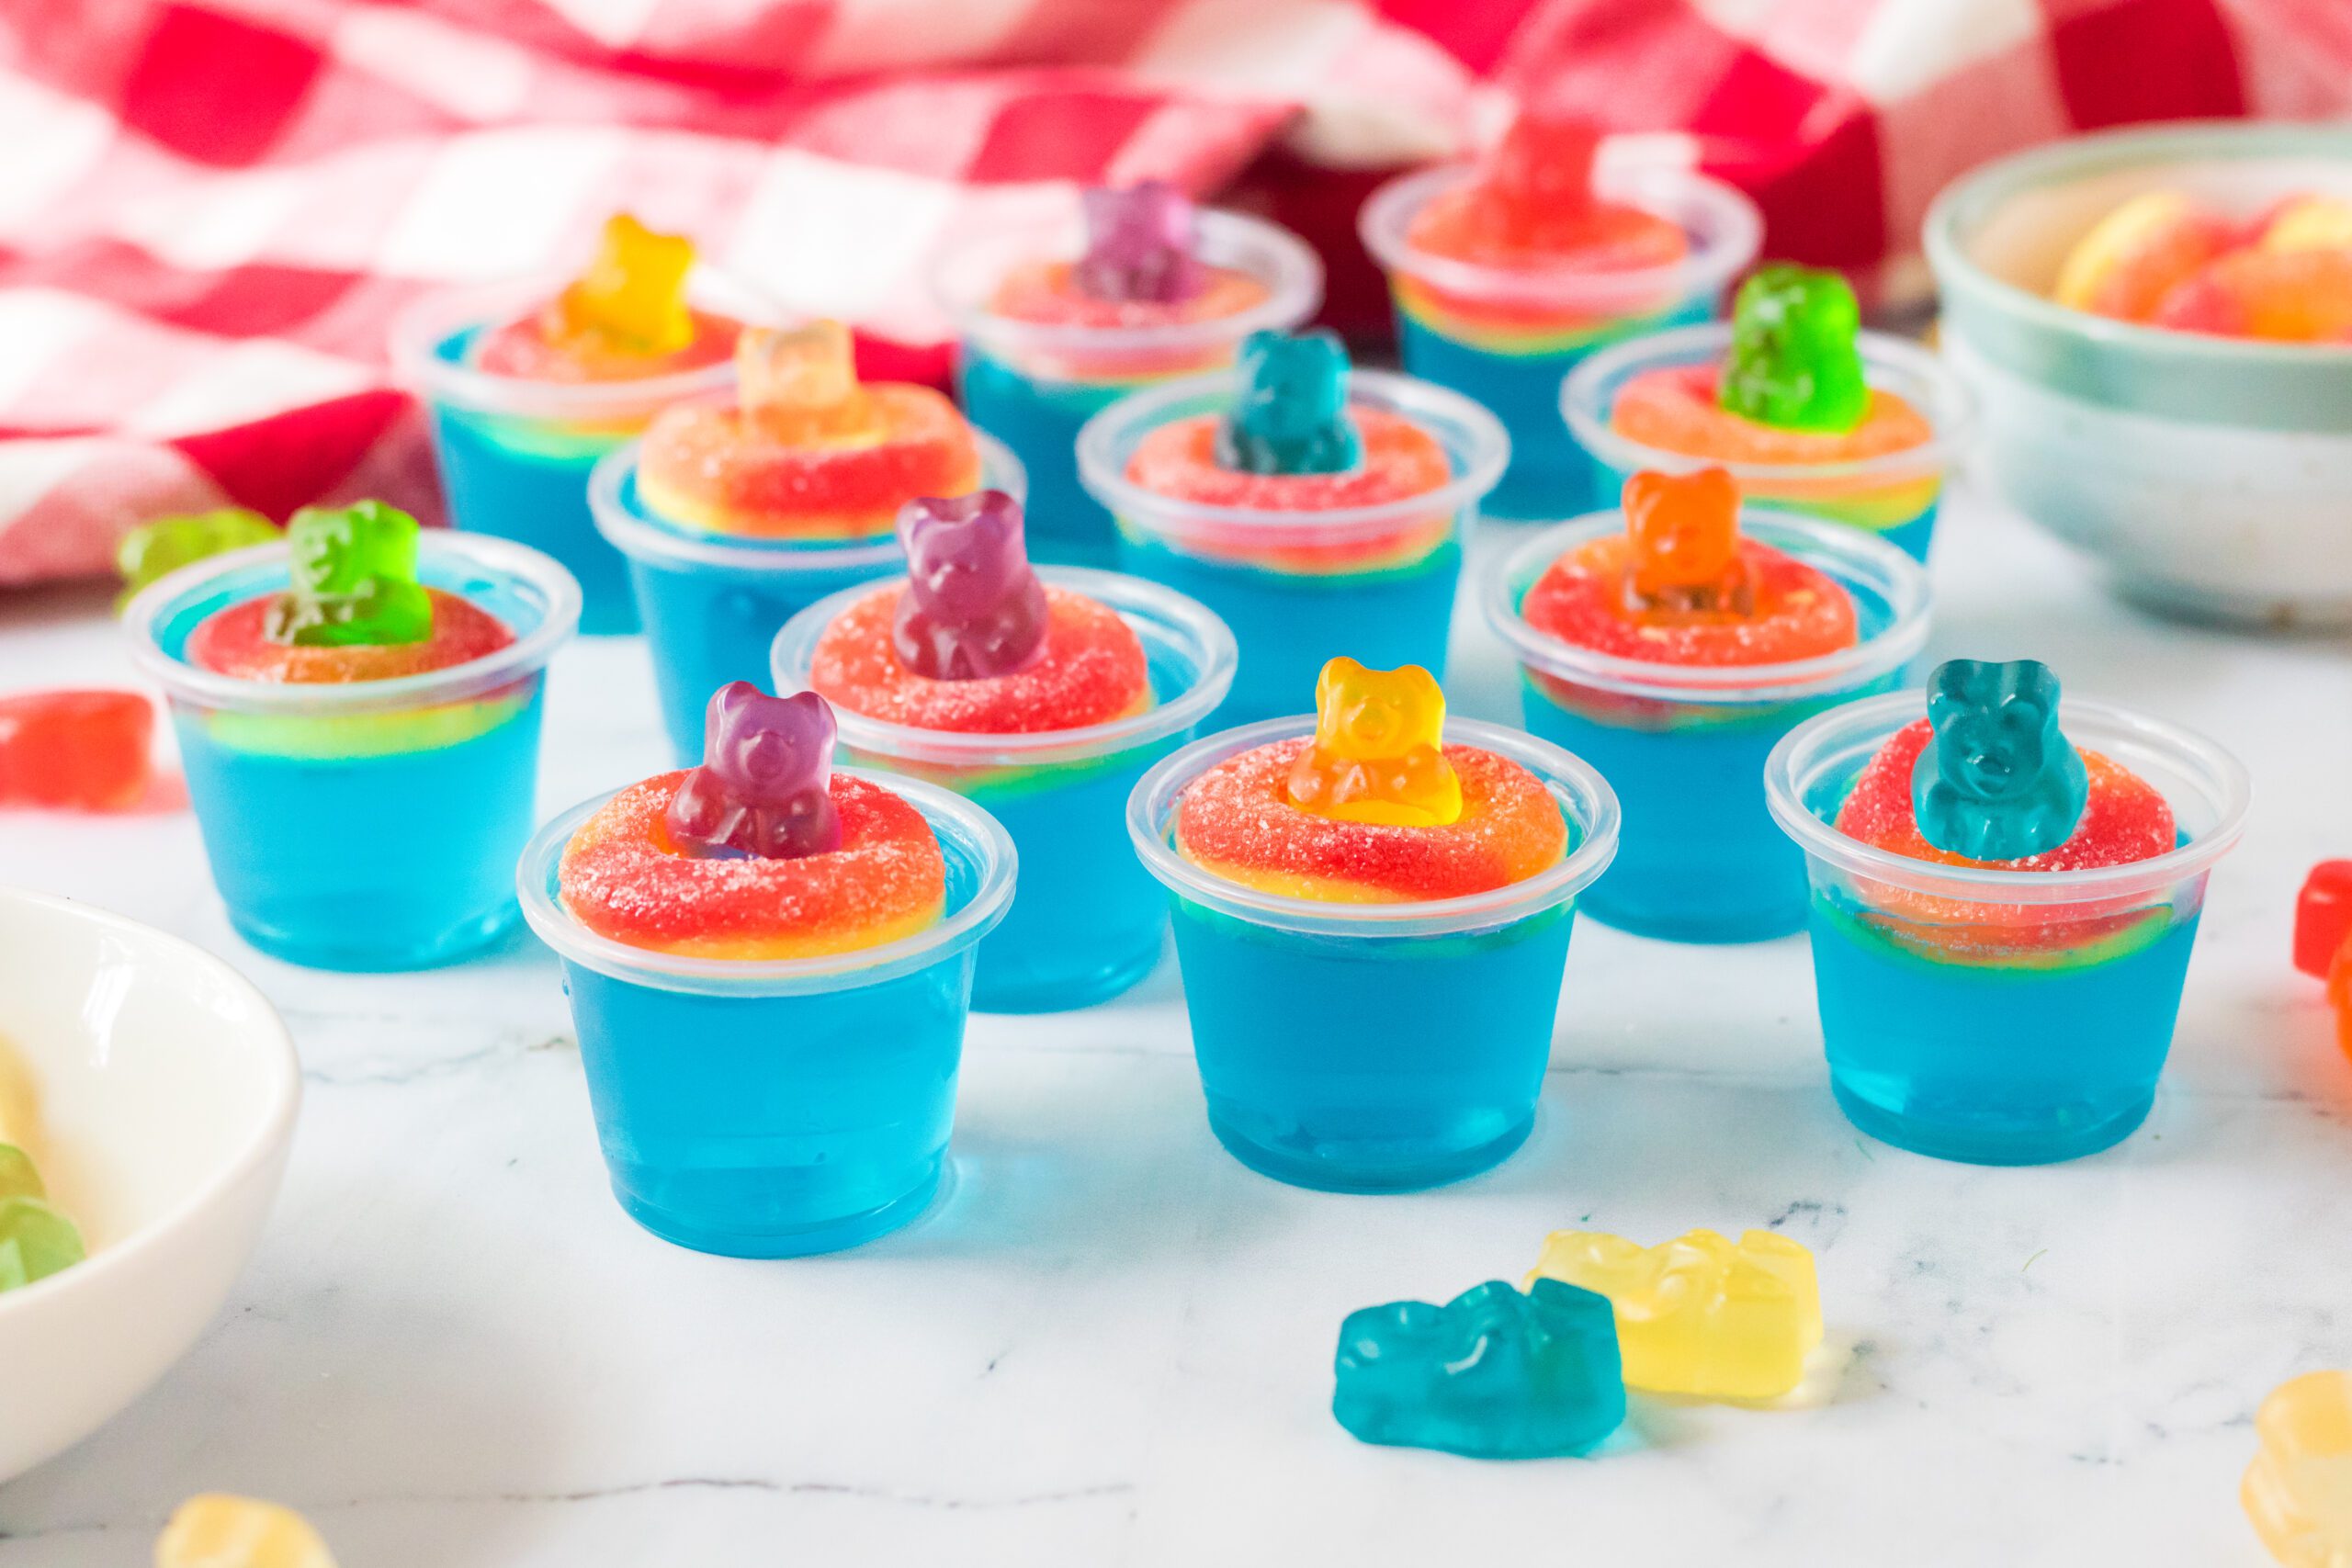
[
  {"x1": 1333, "y1": 1279, "x2": 1625, "y2": 1459},
  {"x1": 1719, "y1": 263, "x2": 1871, "y2": 434},
  {"x1": 1215, "y1": 329, "x2": 1364, "y2": 476},
  {"x1": 264, "y1": 501, "x2": 434, "y2": 648},
  {"x1": 1911, "y1": 658, "x2": 2088, "y2": 861}
]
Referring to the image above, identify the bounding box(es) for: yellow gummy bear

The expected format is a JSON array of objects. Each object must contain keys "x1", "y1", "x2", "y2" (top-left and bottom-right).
[
  {"x1": 1285, "y1": 657, "x2": 1462, "y2": 828},
  {"x1": 2245, "y1": 1370, "x2": 2352, "y2": 1568},
  {"x1": 738, "y1": 321, "x2": 878, "y2": 443},
  {"x1": 156, "y1": 1496, "x2": 336, "y2": 1568},
  {"x1": 551, "y1": 213, "x2": 695, "y2": 357},
  {"x1": 1528, "y1": 1227, "x2": 1821, "y2": 1400}
]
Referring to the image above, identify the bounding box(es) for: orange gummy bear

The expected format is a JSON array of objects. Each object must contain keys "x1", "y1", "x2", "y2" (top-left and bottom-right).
[
  {"x1": 737, "y1": 321, "x2": 879, "y2": 443},
  {"x1": 1623, "y1": 467, "x2": 1749, "y2": 610},
  {"x1": 1286, "y1": 657, "x2": 1463, "y2": 828},
  {"x1": 549, "y1": 214, "x2": 695, "y2": 357}
]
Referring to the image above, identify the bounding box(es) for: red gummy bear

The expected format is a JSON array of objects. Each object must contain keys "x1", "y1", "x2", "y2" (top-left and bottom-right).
[
  {"x1": 2295, "y1": 862, "x2": 2352, "y2": 980},
  {"x1": 0, "y1": 690, "x2": 153, "y2": 811}
]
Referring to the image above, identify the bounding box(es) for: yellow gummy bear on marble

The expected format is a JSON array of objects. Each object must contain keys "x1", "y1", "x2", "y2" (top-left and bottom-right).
[
  {"x1": 2244, "y1": 1370, "x2": 2352, "y2": 1568},
  {"x1": 552, "y1": 214, "x2": 695, "y2": 356},
  {"x1": 156, "y1": 1496, "x2": 336, "y2": 1568},
  {"x1": 738, "y1": 321, "x2": 879, "y2": 444},
  {"x1": 1528, "y1": 1227, "x2": 1821, "y2": 1400},
  {"x1": 1285, "y1": 657, "x2": 1461, "y2": 829}
]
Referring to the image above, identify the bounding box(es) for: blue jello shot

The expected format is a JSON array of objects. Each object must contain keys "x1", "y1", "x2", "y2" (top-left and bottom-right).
[
  {"x1": 1128, "y1": 716, "x2": 1619, "y2": 1192},
  {"x1": 1766, "y1": 689, "x2": 2249, "y2": 1166},
  {"x1": 1076, "y1": 361, "x2": 1509, "y2": 728},
  {"x1": 592, "y1": 431, "x2": 1024, "y2": 764},
  {"x1": 775, "y1": 569, "x2": 1236, "y2": 1013},
  {"x1": 1563, "y1": 323, "x2": 1977, "y2": 562},
  {"x1": 933, "y1": 204, "x2": 1320, "y2": 567},
  {"x1": 127, "y1": 533, "x2": 580, "y2": 970},
  {"x1": 1483, "y1": 507, "x2": 1929, "y2": 942},
  {"x1": 518, "y1": 768, "x2": 1014, "y2": 1256}
]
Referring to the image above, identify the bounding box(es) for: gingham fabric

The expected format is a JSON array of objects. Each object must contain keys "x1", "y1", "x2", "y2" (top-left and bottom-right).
[{"x1": 0, "y1": 0, "x2": 2339, "y2": 584}]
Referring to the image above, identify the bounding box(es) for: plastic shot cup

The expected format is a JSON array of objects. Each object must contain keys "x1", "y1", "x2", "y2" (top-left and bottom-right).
[
  {"x1": 775, "y1": 570, "x2": 1236, "y2": 1013},
  {"x1": 592, "y1": 430, "x2": 1025, "y2": 764},
  {"x1": 1766, "y1": 692, "x2": 2249, "y2": 1166},
  {"x1": 518, "y1": 774, "x2": 1014, "y2": 1256},
  {"x1": 1483, "y1": 510, "x2": 1929, "y2": 942},
  {"x1": 390, "y1": 271, "x2": 770, "y2": 635},
  {"x1": 1128, "y1": 716, "x2": 1619, "y2": 1192},
  {"x1": 1563, "y1": 323, "x2": 1978, "y2": 562},
  {"x1": 933, "y1": 207, "x2": 1321, "y2": 567},
  {"x1": 1360, "y1": 161, "x2": 1759, "y2": 522},
  {"x1": 126, "y1": 535, "x2": 580, "y2": 971},
  {"x1": 1076, "y1": 367, "x2": 1509, "y2": 728}
]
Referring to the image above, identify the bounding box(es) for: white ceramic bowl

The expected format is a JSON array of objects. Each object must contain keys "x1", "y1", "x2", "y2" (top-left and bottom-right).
[{"x1": 0, "y1": 886, "x2": 300, "y2": 1482}]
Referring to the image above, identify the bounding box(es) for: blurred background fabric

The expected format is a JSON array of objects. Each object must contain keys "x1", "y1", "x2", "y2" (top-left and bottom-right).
[{"x1": 0, "y1": 0, "x2": 2344, "y2": 584}]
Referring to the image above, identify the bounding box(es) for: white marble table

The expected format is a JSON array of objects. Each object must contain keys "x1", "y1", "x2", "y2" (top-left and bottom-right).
[{"x1": 0, "y1": 486, "x2": 2346, "y2": 1567}]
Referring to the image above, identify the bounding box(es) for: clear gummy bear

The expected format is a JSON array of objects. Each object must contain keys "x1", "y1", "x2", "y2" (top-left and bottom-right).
[{"x1": 891, "y1": 491, "x2": 1050, "y2": 681}]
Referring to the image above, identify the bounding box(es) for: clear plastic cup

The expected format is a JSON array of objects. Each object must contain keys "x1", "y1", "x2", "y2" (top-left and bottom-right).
[
  {"x1": 389, "y1": 269, "x2": 774, "y2": 635},
  {"x1": 1562, "y1": 323, "x2": 1979, "y2": 561},
  {"x1": 1482, "y1": 508, "x2": 1930, "y2": 942},
  {"x1": 1075, "y1": 366, "x2": 1509, "y2": 726},
  {"x1": 591, "y1": 427, "x2": 1025, "y2": 764},
  {"x1": 125, "y1": 534, "x2": 581, "y2": 970},
  {"x1": 933, "y1": 206, "x2": 1322, "y2": 566},
  {"x1": 1127, "y1": 716, "x2": 1620, "y2": 1191},
  {"x1": 1360, "y1": 160, "x2": 1760, "y2": 521},
  {"x1": 518, "y1": 774, "x2": 1014, "y2": 1256},
  {"x1": 1765, "y1": 692, "x2": 2249, "y2": 1165},
  {"x1": 773, "y1": 569, "x2": 1236, "y2": 1012}
]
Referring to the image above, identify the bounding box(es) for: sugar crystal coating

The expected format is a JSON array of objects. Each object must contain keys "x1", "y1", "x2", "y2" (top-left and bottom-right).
[
  {"x1": 188, "y1": 589, "x2": 513, "y2": 683},
  {"x1": 1612, "y1": 363, "x2": 1932, "y2": 465}
]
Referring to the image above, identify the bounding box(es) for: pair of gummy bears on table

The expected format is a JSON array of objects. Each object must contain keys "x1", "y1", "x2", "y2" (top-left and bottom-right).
[{"x1": 2055, "y1": 189, "x2": 2352, "y2": 342}]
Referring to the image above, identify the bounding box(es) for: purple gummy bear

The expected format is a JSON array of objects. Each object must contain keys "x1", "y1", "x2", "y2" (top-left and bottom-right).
[
  {"x1": 892, "y1": 491, "x2": 1051, "y2": 682},
  {"x1": 665, "y1": 682, "x2": 842, "y2": 860},
  {"x1": 1072, "y1": 181, "x2": 1205, "y2": 305}
]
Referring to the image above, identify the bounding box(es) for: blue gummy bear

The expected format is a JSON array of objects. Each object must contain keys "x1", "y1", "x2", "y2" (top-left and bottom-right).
[
  {"x1": 1216, "y1": 328, "x2": 1363, "y2": 477},
  {"x1": 1912, "y1": 658, "x2": 2089, "y2": 861},
  {"x1": 1332, "y1": 1279, "x2": 1625, "y2": 1460}
]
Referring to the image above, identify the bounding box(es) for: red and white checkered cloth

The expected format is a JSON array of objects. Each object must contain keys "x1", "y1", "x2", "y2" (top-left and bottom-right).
[{"x1": 0, "y1": 0, "x2": 2342, "y2": 584}]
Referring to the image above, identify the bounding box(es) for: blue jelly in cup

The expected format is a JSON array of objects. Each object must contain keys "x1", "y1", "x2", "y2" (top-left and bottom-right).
[
  {"x1": 775, "y1": 570, "x2": 1236, "y2": 1013},
  {"x1": 1128, "y1": 716, "x2": 1619, "y2": 1192},
  {"x1": 390, "y1": 273, "x2": 772, "y2": 635},
  {"x1": 933, "y1": 207, "x2": 1321, "y2": 567},
  {"x1": 1562, "y1": 323, "x2": 1978, "y2": 562},
  {"x1": 592, "y1": 430, "x2": 1026, "y2": 765},
  {"x1": 127, "y1": 535, "x2": 581, "y2": 971},
  {"x1": 1359, "y1": 162, "x2": 1758, "y2": 522},
  {"x1": 1483, "y1": 510, "x2": 1930, "y2": 942},
  {"x1": 1765, "y1": 693, "x2": 2248, "y2": 1165},
  {"x1": 1076, "y1": 367, "x2": 1508, "y2": 728},
  {"x1": 517, "y1": 773, "x2": 1014, "y2": 1256}
]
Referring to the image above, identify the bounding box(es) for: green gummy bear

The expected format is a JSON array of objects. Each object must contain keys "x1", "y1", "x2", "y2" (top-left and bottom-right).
[
  {"x1": 0, "y1": 1194, "x2": 84, "y2": 1292},
  {"x1": 1719, "y1": 263, "x2": 1870, "y2": 434},
  {"x1": 0, "y1": 1143, "x2": 43, "y2": 1202},
  {"x1": 264, "y1": 501, "x2": 433, "y2": 648},
  {"x1": 115, "y1": 508, "x2": 278, "y2": 612}
]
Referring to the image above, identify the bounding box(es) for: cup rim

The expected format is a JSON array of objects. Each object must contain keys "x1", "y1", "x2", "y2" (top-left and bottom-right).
[
  {"x1": 122, "y1": 532, "x2": 583, "y2": 716},
  {"x1": 1762, "y1": 689, "x2": 2252, "y2": 904},
  {"x1": 1357, "y1": 159, "x2": 1763, "y2": 312},
  {"x1": 1560, "y1": 322, "x2": 1979, "y2": 486},
  {"x1": 1480, "y1": 508, "x2": 1933, "y2": 702},
  {"x1": 1125, "y1": 715, "x2": 1620, "y2": 937},
  {"x1": 516, "y1": 768, "x2": 1018, "y2": 995},
  {"x1": 772, "y1": 567, "x2": 1239, "y2": 768},
  {"x1": 587, "y1": 428, "x2": 1026, "y2": 575}
]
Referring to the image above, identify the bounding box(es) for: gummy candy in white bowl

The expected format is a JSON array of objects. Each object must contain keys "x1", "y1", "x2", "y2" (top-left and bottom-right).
[{"x1": 0, "y1": 886, "x2": 300, "y2": 1483}]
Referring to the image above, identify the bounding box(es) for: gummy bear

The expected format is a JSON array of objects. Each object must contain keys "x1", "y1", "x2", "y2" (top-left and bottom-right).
[
  {"x1": 1073, "y1": 181, "x2": 1204, "y2": 305},
  {"x1": 263, "y1": 502, "x2": 433, "y2": 648},
  {"x1": 156, "y1": 1495, "x2": 338, "y2": 1568},
  {"x1": 1286, "y1": 657, "x2": 1463, "y2": 828},
  {"x1": 2244, "y1": 1370, "x2": 2352, "y2": 1568},
  {"x1": 0, "y1": 690, "x2": 154, "y2": 810},
  {"x1": 1911, "y1": 658, "x2": 2088, "y2": 862},
  {"x1": 1215, "y1": 329, "x2": 1363, "y2": 477},
  {"x1": 0, "y1": 1139, "x2": 83, "y2": 1293},
  {"x1": 666, "y1": 682, "x2": 842, "y2": 861},
  {"x1": 1622, "y1": 467, "x2": 1750, "y2": 612},
  {"x1": 547, "y1": 213, "x2": 695, "y2": 357},
  {"x1": 737, "y1": 321, "x2": 878, "y2": 444},
  {"x1": 1719, "y1": 263, "x2": 1870, "y2": 434},
  {"x1": 1332, "y1": 1279, "x2": 1625, "y2": 1460},
  {"x1": 1528, "y1": 1228, "x2": 1822, "y2": 1400},
  {"x1": 116, "y1": 508, "x2": 277, "y2": 608},
  {"x1": 2295, "y1": 863, "x2": 2352, "y2": 980},
  {"x1": 892, "y1": 491, "x2": 1050, "y2": 681}
]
